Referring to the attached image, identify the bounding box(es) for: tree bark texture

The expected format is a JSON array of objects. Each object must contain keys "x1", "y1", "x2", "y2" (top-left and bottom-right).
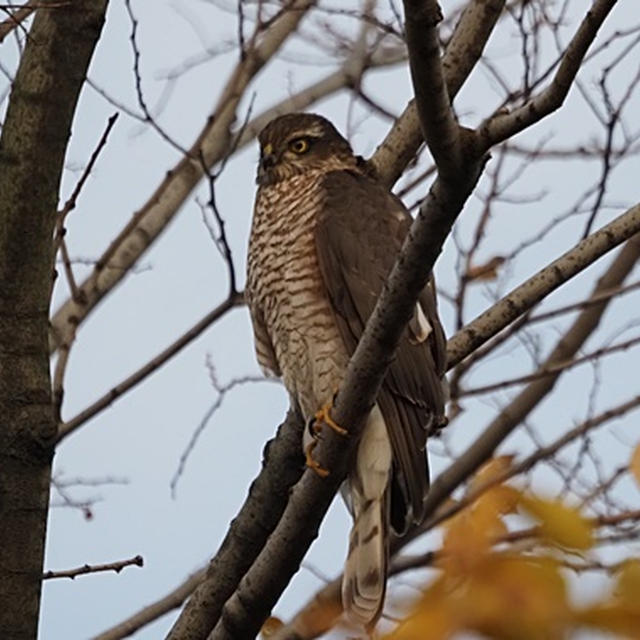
[{"x1": 0, "y1": 1, "x2": 108, "y2": 638}]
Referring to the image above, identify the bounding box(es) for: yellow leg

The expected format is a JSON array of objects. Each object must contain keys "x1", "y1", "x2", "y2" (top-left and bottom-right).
[
  {"x1": 305, "y1": 439, "x2": 329, "y2": 478},
  {"x1": 304, "y1": 398, "x2": 347, "y2": 478},
  {"x1": 314, "y1": 404, "x2": 348, "y2": 436}
]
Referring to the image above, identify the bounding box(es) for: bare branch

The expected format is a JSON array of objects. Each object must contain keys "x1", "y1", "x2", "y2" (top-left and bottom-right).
[
  {"x1": 51, "y1": 113, "x2": 119, "y2": 423},
  {"x1": 403, "y1": 0, "x2": 462, "y2": 175},
  {"x1": 478, "y1": 0, "x2": 618, "y2": 148},
  {"x1": 528, "y1": 278, "x2": 640, "y2": 325},
  {"x1": 370, "y1": 0, "x2": 506, "y2": 187},
  {"x1": 449, "y1": 276, "x2": 640, "y2": 390},
  {"x1": 426, "y1": 394, "x2": 640, "y2": 533},
  {"x1": 54, "y1": 112, "x2": 119, "y2": 246},
  {"x1": 92, "y1": 567, "x2": 206, "y2": 640},
  {"x1": 56, "y1": 292, "x2": 243, "y2": 442},
  {"x1": 42, "y1": 555, "x2": 143, "y2": 581},
  {"x1": 169, "y1": 358, "x2": 279, "y2": 497},
  {"x1": 446, "y1": 204, "x2": 640, "y2": 369},
  {"x1": 462, "y1": 334, "x2": 640, "y2": 397},
  {"x1": 49, "y1": 0, "x2": 316, "y2": 355},
  {"x1": 123, "y1": 0, "x2": 188, "y2": 154},
  {"x1": 0, "y1": 0, "x2": 37, "y2": 43},
  {"x1": 166, "y1": 407, "x2": 306, "y2": 640},
  {"x1": 423, "y1": 233, "x2": 640, "y2": 525}
]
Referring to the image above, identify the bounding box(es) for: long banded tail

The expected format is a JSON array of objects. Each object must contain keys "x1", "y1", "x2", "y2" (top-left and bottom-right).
[{"x1": 342, "y1": 405, "x2": 392, "y2": 628}]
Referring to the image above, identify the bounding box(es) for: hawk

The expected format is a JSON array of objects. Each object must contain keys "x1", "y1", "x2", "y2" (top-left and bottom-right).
[{"x1": 246, "y1": 113, "x2": 447, "y2": 627}]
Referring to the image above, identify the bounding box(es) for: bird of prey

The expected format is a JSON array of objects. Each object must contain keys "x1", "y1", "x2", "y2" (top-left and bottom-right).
[{"x1": 246, "y1": 112, "x2": 447, "y2": 627}]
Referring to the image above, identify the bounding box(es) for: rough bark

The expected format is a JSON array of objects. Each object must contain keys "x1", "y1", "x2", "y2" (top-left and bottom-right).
[
  {"x1": 167, "y1": 407, "x2": 305, "y2": 640},
  {"x1": 0, "y1": 1, "x2": 108, "y2": 637}
]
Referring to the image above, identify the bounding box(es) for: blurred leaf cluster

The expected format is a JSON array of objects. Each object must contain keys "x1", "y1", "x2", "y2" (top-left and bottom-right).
[{"x1": 386, "y1": 455, "x2": 640, "y2": 640}]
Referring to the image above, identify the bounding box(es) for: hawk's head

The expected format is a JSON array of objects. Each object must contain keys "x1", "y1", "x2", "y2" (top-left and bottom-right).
[{"x1": 256, "y1": 113, "x2": 356, "y2": 186}]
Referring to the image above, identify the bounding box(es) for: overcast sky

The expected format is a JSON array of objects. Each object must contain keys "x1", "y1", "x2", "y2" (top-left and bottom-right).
[{"x1": 2, "y1": 1, "x2": 638, "y2": 638}]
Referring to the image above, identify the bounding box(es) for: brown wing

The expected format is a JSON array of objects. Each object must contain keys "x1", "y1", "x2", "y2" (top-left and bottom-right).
[{"x1": 315, "y1": 170, "x2": 447, "y2": 534}]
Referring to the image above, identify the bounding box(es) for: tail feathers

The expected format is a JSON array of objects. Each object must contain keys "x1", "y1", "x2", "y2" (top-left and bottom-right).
[
  {"x1": 342, "y1": 496, "x2": 388, "y2": 628},
  {"x1": 342, "y1": 404, "x2": 392, "y2": 628}
]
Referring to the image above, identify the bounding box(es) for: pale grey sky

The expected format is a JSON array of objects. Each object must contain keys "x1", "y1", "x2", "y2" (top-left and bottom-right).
[{"x1": 2, "y1": 1, "x2": 636, "y2": 638}]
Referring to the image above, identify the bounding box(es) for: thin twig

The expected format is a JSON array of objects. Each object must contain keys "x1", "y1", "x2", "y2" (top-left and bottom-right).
[
  {"x1": 55, "y1": 113, "x2": 119, "y2": 240},
  {"x1": 43, "y1": 555, "x2": 143, "y2": 581},
  {"x1": 91, "y1": 567, "x2": 206, "y2": 640},
  {"x1": 169, "y1": 361, "x2": 280, "y2": 497},
  {"x1": 56, "y1": 292, "x2": 243, "y2": 442},
  {"x1": 461, "y1": 334, "x2": 640, "y2": 397}
]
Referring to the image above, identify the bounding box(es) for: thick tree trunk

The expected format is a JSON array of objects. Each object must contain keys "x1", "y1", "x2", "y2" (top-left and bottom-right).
[{"x1": 0, "y1": 2, "x2": 108, "y2": 637}]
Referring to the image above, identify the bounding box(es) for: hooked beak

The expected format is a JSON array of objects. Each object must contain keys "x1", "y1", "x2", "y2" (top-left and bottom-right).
[{"x1": 256, "y1": 152, "x2": 277, "y2": 185}]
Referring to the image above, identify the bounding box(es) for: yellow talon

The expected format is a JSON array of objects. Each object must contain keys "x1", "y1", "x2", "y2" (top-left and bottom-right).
[
  {"x1": 314, "y1": 404, "x2": 348, "y2": 436},
  {"x1": 304, "y1": 401, "x2": 347, "y2": 477},
  {"x1": 305, "y1": 439, "x2": 329, "y2": 477}
]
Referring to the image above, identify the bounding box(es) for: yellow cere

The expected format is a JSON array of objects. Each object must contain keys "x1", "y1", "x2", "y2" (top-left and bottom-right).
[{"x1": 263, "y1": 143, "x2": 273, "y2": 155}]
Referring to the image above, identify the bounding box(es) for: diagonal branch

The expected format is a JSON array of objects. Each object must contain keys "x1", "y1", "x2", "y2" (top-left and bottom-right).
[
  {"x1": 52, "y1": 113, "x2": 119, "y2": 425},
  {"x1": 403, "y1": 0, "x2": 462, "y2": 175},
  {"x1": 166, "y1": 407, "x2": 306, "y2": 640},
  {"x1": 208, "y1": 154, "x2": 487, "y2": 639},
  {"x1": 423, "y1": 231, "x2": 640, "y2": 522},
  {"x1": 0, "y1": 0, "x2": 40, "y2": 43},
  {"x1": 370, "y1": 0, "x2": 506, "y2": 187},
  {"x1": 447, "y1": 204, "x2": 640, "y2": 368},
  {"x1": 48, "y1": 6, "x2": 407, "y2": 357},
  {"x1": 56, "y1": 292, "x2": 244, "y2": 442},
  {"x1": 93, "y1": 567, "x2": 206, "y2": 640},
  {"x1": 49, "y1": 0, "x2": 316, "y2": 355},
  {"x1": 461, "y1": 334, "x2": 640, "y2": 397},
  {"x1": 478, "y1": 0, "x2": 619, "y2": 149}
]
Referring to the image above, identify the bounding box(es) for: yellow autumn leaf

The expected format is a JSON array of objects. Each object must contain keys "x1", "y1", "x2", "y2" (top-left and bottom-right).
[
  {"x1": 465, "y1": 256, "x2": 506, "y2": 282},
  {"x1": 472, "y1": 495, "x2": 509, "y2": 539},
  {"x1": 384, "y1": 576, "x2": 458, "y2": 640},
  {"x1": 395, "y1": 555, "x2": 571, "y2": 639},
  {"x1": 630, "y1": 443, "x2": 640, "y2": 489},
  {"x1": 260, "y1": 616, "x2": 284, "y2": 637},
  {"x1": 465, "y1": 556, "x2": 570, "y2": 638},
  {"x1": 386, "y1": 602, "x2": 456, "y2": 640},
  {"x1": 615, "y1": 559, "x2": 640, "y2": 606},
  {"x1": 482, "y1": 484, "x2": 520, "y2": 518},
  {"x1": 520, "y1": 496, "x2": 594, "y2": 550},
  {"x1": 577, "y1": 603, "x2": 640, "y2": 637},
  {"x1": 285, "y1": 594, "x2": 342, "y2": 638},
  {"x1": 440, "y1": 507, "x2": 492, "y2": 574},
  {"x1": 470, "y1": 455, "x2": 515, "y2": 493},
  {"x1": 440, "y1": 483, "x2": 518, "y2": 574},
  {"x1": 467, "y1": 457, "x2": 519, "y2": 520}
]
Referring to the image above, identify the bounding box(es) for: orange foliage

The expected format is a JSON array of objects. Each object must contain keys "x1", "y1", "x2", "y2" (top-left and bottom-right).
[{"x1": 385, "y1": 458, "x2": 640, "y2": 640}]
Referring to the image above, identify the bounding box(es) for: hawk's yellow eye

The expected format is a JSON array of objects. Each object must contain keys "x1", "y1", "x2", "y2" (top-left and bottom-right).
[{"x1": 289, "y1": 138, "x2": 310, "y2": 154}]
